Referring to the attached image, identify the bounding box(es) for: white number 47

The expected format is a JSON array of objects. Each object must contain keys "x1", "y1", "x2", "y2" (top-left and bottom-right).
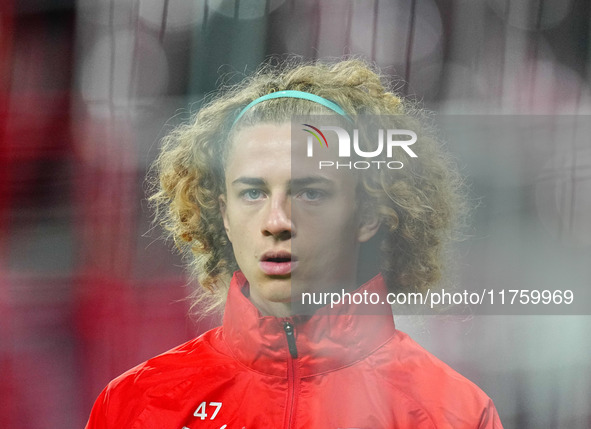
[{"x1": 193, "y1": 402, "x2": 223, "y2": 420}]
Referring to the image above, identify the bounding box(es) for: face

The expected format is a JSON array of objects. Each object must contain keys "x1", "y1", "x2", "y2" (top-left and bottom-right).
[{"x1": 220, "y1": 123, "x2": 379, "y2": 317}]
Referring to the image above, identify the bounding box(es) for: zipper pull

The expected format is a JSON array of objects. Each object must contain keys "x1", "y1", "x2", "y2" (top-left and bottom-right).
[{"x1": 283, "y1": 321, "x2": 298, "y2": 359}]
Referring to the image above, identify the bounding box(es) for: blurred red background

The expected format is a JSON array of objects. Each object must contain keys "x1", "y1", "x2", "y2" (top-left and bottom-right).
[{"x1": 1, "y1": 1, "x2": 590, "y2": 428}]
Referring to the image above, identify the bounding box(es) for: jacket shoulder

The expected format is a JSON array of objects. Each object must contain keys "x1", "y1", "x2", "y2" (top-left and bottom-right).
[
  {"x1": 85, "y1": 327, "x2": 230, "y2": 429},
  {"x1": 378, "y1": 329, "x2": 502, "y2": 428}
]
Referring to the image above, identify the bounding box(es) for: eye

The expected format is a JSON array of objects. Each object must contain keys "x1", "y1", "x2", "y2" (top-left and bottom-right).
[
  {"x1": 241, "y1": 189, "x2": 264, "y2": 201},
  {"x1": 297, "y1": 189, "x2": 324, "y2": 202}
]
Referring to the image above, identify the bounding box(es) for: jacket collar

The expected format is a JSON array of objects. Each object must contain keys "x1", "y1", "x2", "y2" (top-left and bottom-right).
[{"x1": 221, "y1": 271, "x2": 396, "y2": 377}]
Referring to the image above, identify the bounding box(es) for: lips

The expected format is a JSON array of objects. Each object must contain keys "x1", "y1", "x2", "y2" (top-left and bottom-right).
[{"x1": 259, "y1": 251, "x2": 297, "y2": 276}]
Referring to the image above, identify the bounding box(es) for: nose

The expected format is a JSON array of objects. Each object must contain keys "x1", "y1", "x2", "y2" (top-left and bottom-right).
[{"x1": 261, "y1": 194, "x2": 292, "y2": 240}]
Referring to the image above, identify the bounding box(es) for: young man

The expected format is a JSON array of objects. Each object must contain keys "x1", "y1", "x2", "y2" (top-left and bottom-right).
[{"x1": 86, "y1": 59, "x2": 502, "y2": 428}]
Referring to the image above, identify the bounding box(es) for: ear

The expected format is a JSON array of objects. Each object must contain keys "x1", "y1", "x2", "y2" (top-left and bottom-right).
[
  {"x1": 219, "y1": 194, "x2": 232, "y2": 243},
  {"x1": 357, "y1": 203, "x2": 381, "y2": 243}
]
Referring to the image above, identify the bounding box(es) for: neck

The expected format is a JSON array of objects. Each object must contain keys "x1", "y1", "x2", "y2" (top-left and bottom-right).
[
  {"x1": 248, "y1": 278, "x2": 363, "y2": 318},
  {"x1": 249, "y1": 293, "x2": 293, "y2": 318}
]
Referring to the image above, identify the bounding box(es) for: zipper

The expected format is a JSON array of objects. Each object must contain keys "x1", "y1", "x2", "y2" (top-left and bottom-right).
[
  {"x1": 283, "y1": 321, "x2": 299, "y2": 429},
  {"x1": 283, "y1": 321, "x2": 298, "y2": 358}
]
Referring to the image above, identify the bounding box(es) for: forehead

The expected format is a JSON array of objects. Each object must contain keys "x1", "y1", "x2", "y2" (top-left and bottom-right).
[
  {"x1": 225, "y1": 123, "x2": 291, "y2": 181},
  {"x1": 228, "y1": 123, "x2": 292, "y2": 160},
  {"x1": 226, "y1": 123, "x2": 358, "y2": 185}
]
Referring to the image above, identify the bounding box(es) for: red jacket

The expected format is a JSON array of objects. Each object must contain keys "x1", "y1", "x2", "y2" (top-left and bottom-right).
[{"x1": 86, "y1": 272, "x2": 502, "y2": 428}]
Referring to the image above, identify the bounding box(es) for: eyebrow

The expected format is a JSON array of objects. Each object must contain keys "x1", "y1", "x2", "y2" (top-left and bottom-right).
[
  {"x1": 231, "y1": 177, "x2": 267, "y2": 186},
  {"x1": 230, "y1": 176, "x2": 333, "y2": 187},
  {"x1": 291, "y1": 176, "x2": 333, "y2": 187}
]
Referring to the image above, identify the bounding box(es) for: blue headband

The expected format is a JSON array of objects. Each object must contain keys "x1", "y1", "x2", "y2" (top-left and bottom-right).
[{"x1": 232, "y1": 90, "x2": 351, "y2": 126}]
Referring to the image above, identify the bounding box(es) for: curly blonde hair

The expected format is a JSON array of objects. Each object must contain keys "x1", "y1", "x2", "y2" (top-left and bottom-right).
[{"x1": 149, "y1": 58, "x2": 467, "y2": 315}]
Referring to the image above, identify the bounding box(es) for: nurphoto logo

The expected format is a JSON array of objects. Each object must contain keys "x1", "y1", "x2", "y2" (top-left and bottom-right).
[{"x1": 302, "y1": 124, "x2": 417, "y2": 170}]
